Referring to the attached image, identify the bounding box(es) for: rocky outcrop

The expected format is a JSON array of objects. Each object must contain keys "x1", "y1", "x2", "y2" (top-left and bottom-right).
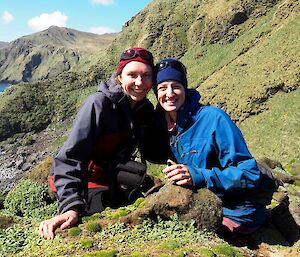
[
  {"x1": 271, "y1": 195, "x2": 300, "y2": 244},
  {"x1": 119, "y1": 183, "x2": 223, "y2": 231},
  {"x1": 0, "y1": 125, "x2": 68, "y2": 195}
]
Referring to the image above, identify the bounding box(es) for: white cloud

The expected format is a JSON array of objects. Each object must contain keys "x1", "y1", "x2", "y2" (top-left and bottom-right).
[
  {"x1": 90, "y1": 0, "x2": 114, "y2": 5},
  {"x1": 27, "y1": 11, "x2": 68, "y2": 31},
  {"x1": 89, "y1": 26, "x2": 116, "y2": 35},
  {"x1": 2, "y1": 11, "x2": 14, "y2": 24}
]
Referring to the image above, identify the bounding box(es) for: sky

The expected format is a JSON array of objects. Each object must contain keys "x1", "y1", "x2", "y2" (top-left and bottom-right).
[{"x1": 0, "y1": 0, "x2": 153, "y2": 42}]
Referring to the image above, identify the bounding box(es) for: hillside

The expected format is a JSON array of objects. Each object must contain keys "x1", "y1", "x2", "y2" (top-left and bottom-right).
[
  {"x1": 0, "y1": 26, "x2": 117, "y2": 83},
  {"x1": 1, "y1": 0, "x2": 298, "y2": 162},
  {"x1": 0, "y1": 42, "x2": 8, "y2": 49}
]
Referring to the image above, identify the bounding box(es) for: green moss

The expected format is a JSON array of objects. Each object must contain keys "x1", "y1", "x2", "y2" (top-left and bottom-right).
[
  {"x1": 80, "y1": 249, "x2": 118, "y2": 257},
  {"x1": 67, "y1": 226, "x2": 81, "y2": 236},
  {"x1": 159, "y1": 240, "x2": 181, "y2": 250},
  {"x1": 51, "y1": 135, "x2": 68, "y2": 149},
  {"x1": 85, "y1": 222, "x2": 101, "y2": 233},
  {"x1": 121, "y1": 253, "x2": 149, "y2": 257},
  {"x1": 294, "y1": 180, "x2": 300, "y2": 187},
  {"x1": 174, "y1": 250, "x2": 188, "y2": 257},
  {"x1": 133, "y1": 197, "x2": 145, "y2": 208},
  {"x1": 197, "y1": 248, "x2": 216, "y2": 257},
  {"x1": 81, "y1": 212, "x2": 102, "y2": 223},
  {"x1": 212, "y1": 244, "x2": 243, "y2": 257},
  {"x1": 268, "y1": 199, "x2": 280, "y2": 210},
  {"x1": 111, "y1": 208, "x2": 130, "y2": 219},
  {"x1": 146, "y1": 162, "x2": 165, "y2": 179},
  {"x1": 79, "y1": 237, "x2": 94, "y2": 249},
  {"x1": 100, "y1": 204, "x2": 138, "y2": 220}
]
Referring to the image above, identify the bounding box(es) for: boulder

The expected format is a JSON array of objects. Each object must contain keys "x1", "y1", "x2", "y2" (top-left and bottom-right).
[{"x1": 119, "y1": 182, "x2": 223, "y2": 231}]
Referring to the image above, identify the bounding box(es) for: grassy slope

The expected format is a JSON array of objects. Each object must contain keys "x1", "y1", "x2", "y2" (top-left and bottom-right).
[
  {"x1": 240, "y1": 88, "x2": 300, "y2": 162},
  {"x1": 182, "y1": 0, "x2": 300, "y2": 162}
]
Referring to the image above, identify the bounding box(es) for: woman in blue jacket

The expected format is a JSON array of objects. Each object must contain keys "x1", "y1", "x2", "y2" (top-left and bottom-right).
[{"x1": 150, "y1": 58, "x2": 271, "y2": 234}]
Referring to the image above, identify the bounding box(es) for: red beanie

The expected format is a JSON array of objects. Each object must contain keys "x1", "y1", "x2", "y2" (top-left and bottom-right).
[{"x1": 116, "y1": 47, "x2": 154, "y2": 75}]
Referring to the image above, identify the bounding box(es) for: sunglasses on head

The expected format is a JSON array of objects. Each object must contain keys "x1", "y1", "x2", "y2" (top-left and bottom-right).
[
  {"x1": 120, "y1": 49, "x2": 153, "y2": 62},
  {"x1": 155, "y1": 60, "x2": 187, "y2": 74}
]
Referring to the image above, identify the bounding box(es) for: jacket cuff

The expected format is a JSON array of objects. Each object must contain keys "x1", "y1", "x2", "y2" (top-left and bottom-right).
[
  {"x1": 59, "y1": 196, "x2": 85, "y2": 214},
  {"x1": 187, "y1": 165, "x2": 206, "y2": 188}
]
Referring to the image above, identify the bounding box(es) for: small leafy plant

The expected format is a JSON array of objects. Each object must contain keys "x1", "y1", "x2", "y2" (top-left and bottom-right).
[{"x1": 4, "y1": 179, "x2": 54, "y2": 219}]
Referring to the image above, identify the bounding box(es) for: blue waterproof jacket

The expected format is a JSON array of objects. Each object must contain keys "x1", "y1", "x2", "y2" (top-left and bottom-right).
[{"x1": 147, "y1": 89, "x2": 268, "y2": 228}]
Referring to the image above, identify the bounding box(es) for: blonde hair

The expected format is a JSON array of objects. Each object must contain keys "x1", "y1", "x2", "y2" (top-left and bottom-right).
[{"x1": 115, "y1": 74, "x2": 122, "y2": 85}]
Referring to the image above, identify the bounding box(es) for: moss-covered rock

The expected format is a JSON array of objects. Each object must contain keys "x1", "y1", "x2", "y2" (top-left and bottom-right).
[{"x1": 119, "y1": 183, "x2": 222, "y2": 231}]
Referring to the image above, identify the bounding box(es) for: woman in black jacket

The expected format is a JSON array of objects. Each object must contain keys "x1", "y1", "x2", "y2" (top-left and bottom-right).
[{"x1": 39, "y1": 47, "x2": 155, "y2": 239}]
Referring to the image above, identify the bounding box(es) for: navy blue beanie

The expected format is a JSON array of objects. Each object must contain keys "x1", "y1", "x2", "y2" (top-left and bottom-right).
[{"x1": 154, "y1": 58, "x2": 187, "y2": 92}]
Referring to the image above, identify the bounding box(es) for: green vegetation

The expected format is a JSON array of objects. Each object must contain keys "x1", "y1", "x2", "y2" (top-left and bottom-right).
[
  {"x1": 212, "y1": 244, "x2": 244, "y2": 257},
  {"x1": 3, "y1": 179, "x2": 56, "y2": 219},
  {"x1": 240, "y1": 89, "x2": 300, "y2": 161},
  {"x1": 85, "y1": 222, "x2": 101, "y2": 233},
  {"x1": 98, "y1": 198, "x2": 146, "y2": 220},
  {"x1": 80, "y1": 250, "x2": 118, "y2": 257},
  {"x1": 68, "y1": 227, "x2": 81, "y2": 237},
  {"x1": 0, "y1": 224, "x2": 38, "y2": 254},
  {"x1": 79, "y1": 237, "x2": 94, "y2": 249},
  {"x1": 51, "y1": 134, "x2": 69, "y2": 149},
  {"x1": 24, "y1": 156, "x2": 54, "y2": 185}
]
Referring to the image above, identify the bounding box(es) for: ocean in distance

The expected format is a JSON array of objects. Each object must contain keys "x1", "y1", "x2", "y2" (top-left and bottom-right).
[{"x1": 0, "y1": 82, "x2": 10, "y2": 92}]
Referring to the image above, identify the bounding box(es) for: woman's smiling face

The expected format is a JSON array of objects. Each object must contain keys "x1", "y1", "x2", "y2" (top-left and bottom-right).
[
  {"x1": 118, "y1": 61, "x2": 153, "y2": 105},
  {"x1": 156, "y1": 80, "x2": 185, "y2": 112}
]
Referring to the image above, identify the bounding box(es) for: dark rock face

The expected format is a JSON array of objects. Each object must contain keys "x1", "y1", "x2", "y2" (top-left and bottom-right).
[
  {"x1": 230, "y1": 11, "x2": 248, "y2": 25},
  {"x1": 120, "y1": 182, "x2": 223, "y2": 231},
  {"x1": 22, "y1": 53, "x2": 42, "y2": 82},
  {"x1": 271, "y1": 195, "x2": 300, "y2": 245},
  {"x1": 257, "y1": 157, "x2": 300, "y2": 245}
]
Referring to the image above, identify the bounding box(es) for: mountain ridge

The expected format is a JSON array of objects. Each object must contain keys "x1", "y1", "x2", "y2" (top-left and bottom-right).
[
  {"x1": 0, "y1": 26, "x2": 117, "y2": 83},
  {"x1": 0, "y1": 42, "x2": 8, "y2": 49}
]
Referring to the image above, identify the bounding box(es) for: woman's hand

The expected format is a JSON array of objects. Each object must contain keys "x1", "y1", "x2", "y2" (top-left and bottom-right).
[
  {"x1": 39, "y1": 209, "x2": 79, "y2": 239},
  {"x1": 163, "y1": 159, "x2": 193, "y2": 186}
]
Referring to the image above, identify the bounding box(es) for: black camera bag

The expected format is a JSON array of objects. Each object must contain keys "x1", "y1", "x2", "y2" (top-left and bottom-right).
[{"x1": 114, "y1": 160, "x2": 147, "y2": 202}]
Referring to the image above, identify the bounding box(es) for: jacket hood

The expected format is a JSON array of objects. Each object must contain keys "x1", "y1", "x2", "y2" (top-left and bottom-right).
[
  {"x1": 98, "y1": 72, "x2": 126, "y2": 104},
  {"x1": 177, "y1": 89, "x2": 201, "y2": 131},
  {"x1": 185, "y1": 88, "x2": 201, "y2": 105}
]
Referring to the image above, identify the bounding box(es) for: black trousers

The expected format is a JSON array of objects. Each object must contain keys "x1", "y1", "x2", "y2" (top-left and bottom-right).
[
  {"x1": 85, "y1": 187, "x2": 142, "y2": 214},
  {"x1": 85, "y1": 188, "x2": 110, "y2": 214}
]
